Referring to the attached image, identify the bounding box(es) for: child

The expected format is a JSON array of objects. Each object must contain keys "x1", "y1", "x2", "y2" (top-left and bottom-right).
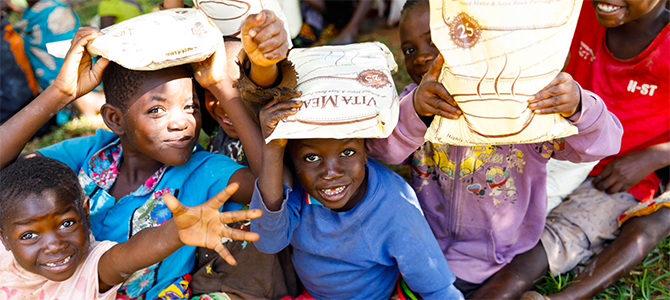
[
  {"x1": 365, "y1": 0, "x2": 624, "y2": 297},
  {"x1": 505, "y1": 1, "x2": 668, "y2": 299},
  {"x1": 248, "y1": 95, "x2": 464, "y2": 299},
  {"x1": 0, "y1": 12, "x2": 287, "y2": 298},
  {"x1": 0, "y1": 156, "x2": 261, "y2": 299}
]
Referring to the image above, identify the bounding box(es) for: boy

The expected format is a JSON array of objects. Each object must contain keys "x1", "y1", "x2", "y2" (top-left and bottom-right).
[
  {"x1": 249, "y1": 97, "x2": 464, "y2": 299},
  {"x1": 0, "y1": 10, "x2": 288, "y2": 297},
  {"x1": 365, "y1": 0, "x2": 623, "y2": 297},
  {"x1": 0, "y1": 156, "x2": 261, "y2": 299},
  {"x1": 494, "y1": 1, "x2": 669, "y2": 299}
]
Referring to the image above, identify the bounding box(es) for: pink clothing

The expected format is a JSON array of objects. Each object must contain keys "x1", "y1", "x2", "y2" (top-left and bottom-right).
[
  {"x1": 0, "y1": 241, "x2": 119, "y2": 300},
  {"x1": 366, "y1": 84, "x2": 623, "y2": 283},
  {"x1": 567, "y1": 1, "x2": 670, "y2": 202}
]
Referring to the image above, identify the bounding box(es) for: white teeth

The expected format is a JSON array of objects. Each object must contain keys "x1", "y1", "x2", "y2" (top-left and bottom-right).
[
  {"x1": 45, "y1": 255, "x2": 71, "y2": 267},
  {"x1": 597, "y1": 3, "x2": 621, "y2": 12},
  {"x1": 223, "y1": 119, "x2": 233, "y2": 126},
  {"x1": 321, "y1": 186, "x2": 345, "y2": 196}
]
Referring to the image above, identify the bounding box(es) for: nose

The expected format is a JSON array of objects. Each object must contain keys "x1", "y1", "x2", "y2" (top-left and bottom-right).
[
  {"x1": 167, "y1": 111, "x2": 190, "y2": 131},
  {"x1": 42, "y1": 233, "x2": 67, "y2": 255},
  {"x1": 322, "y1": 159, "x2": 345, "y2": 181},
  {"x1": 414, "y1": 49, "x2": 435, "y2": 67}
]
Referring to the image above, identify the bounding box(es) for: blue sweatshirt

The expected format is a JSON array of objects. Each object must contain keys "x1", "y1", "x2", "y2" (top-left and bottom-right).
[{"x1": 250, "y1": 159, "x2": 464, "y2": 300}]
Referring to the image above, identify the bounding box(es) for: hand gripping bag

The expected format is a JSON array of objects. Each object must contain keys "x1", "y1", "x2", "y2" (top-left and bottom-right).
[
  {"x1": 265, "y1": 42, "x2": 399, "y2": 143},
  {"x1": 426, "y1": 0, "x2": 582, "y2": 145}
]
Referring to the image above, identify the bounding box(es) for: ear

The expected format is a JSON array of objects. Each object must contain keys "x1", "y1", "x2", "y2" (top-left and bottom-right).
[
  {"x1": 0, "y1": 229, "x2": 11, "y2": 251},
  {"x1": 82, "y1": 196, "x2": 91, "y2": 228},
  {"x1": 101, "y1": 103, "x2": 125, "y2": 136}
]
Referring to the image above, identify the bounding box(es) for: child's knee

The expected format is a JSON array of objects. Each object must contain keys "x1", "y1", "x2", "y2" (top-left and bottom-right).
[{"x1": 622, "y1": 207, "x2": 670, "y2": 243}]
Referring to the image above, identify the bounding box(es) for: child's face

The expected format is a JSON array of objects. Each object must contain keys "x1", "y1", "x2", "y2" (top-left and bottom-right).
[
  {"x1": 591, "y1": 0, "x2": 664, "y2": 27},
  {"x1": 288, "y1": 139, "x2": 368, "y2": 210},
  {"x1": 122, "y1": 68, "x2": 202, "y2": 166},
  {"x1": 400, "y1": 4, "x2": 439, "y2": 84},
  {"x1": 204, "y1": 90, "x2": 239, "y2": 139},
  {"x1": 0, "y1": 190, "x2": 89, "y2": 282}
]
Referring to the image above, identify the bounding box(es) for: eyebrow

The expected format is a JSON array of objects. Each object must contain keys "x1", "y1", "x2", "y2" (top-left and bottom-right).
[
  {"x1": 150, "y1": 95, "x2": 194, "y2": 102},
  {"x1": 11, "y1": 206, "x2": 76, "y2": 227}
]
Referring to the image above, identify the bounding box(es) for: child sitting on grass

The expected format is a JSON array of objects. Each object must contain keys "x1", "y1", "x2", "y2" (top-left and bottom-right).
[
  {"x1": 248, "y1": 97, "x2": 464, "y2": 299},
  {"x1": 365, "y1": 0, "x2": 624, "y2": 297},
  {"x1": 0, "y1": 156, "x2": 261, "y2": 299},
  {"x1": 0, "y1": 14, "x2": 286, "y2": 297}
]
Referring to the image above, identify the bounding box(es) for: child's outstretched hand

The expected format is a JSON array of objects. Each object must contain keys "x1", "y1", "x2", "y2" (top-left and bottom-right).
[
  {"x1": 51, "y1": 27, "x2": 109, "y2": 101},
  {"x1": 193, "y1": 42, "x2": 229, "y2": 90},
  {"x1": 163, "y1": 183, "x2": 262, "y2": 265},
  {"x1": 259, "y1": 97, "x2": 303, "y2": 146},
  {"x1": 528, "y1": 72, "x2": 581, "y2": 118},
  {"x1": 413, "y1": 54, "x2": 462, "y2": 120},
  {"x1": 241, "y1": 10, "x2": 289, "y2": 67}
]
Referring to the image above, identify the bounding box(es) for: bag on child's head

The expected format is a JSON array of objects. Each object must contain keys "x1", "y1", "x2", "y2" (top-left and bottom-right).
[
  {"x1": 47, "y1": 8, "x2": 223, "y2": 70},
  {"x1": 265, "y1": 42, "x2": 399, "y2": 143},
  {"x1": 194, "y1": 0, "x2": 293, "y2": 48},
  {"x1": 426, "y1": 0, "x2": 582, "y2": 146}
]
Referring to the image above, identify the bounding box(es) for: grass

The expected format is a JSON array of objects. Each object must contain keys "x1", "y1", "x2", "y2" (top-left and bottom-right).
[{"x1": 16, "y1": 2, "x2": 669, "y2": 299}]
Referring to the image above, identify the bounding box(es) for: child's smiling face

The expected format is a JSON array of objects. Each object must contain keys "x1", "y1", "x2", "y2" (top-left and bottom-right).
[
  {"x1": 121, "y1": 68, "x2": 202, "y2": 167},
  {"x1": 288, "y1": 138, "x2": 368, "y2": 211},
  {"x1": 591, "y1": 0, "x2": 665, "y2": 27},
  {"x1": 0, "y1": 189, "x2": 89, "y2": 282},
  {"x1": 400, "y1": 2, "x2": 439, "y2": 84}
]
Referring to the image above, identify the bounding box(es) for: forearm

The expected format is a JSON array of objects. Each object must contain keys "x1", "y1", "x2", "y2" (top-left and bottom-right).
[
  {"x1": 641, "y1": 142, "x2": 670, "y2": 170},
  {"x1": 249, "y1": 62, "x2": 279, "y2": 88},
  {"x1": 163, "y1": 0, "x2": 184, "y2": 8},
  {"x1": 0, "y1": 86, "x2": 72, "y2": 169},
  {"x1": 98, "y1": 220, "x2": 183, "y2": 288},
  {"x1": 258, "y1": 144, "x2": 286, "y2": 211},
  {"x1": 208, "y1": 79, "x2": 263, "y2": 175}
]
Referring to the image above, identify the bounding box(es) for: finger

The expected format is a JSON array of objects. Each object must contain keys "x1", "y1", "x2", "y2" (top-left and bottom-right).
[
  {"x1": 221, "y1": 226, "x2": 260, "y2": 242},
  {"x1": 533, "y1": 103, "x2": 575, "y2": 115},
  {"x1": 256, "y1": 36, "x2": 284, "y2": 57},
  {"x1": 243, "y1": 12, "x2": 268, "y2": 38},
  {"x1": 606, "y1": 180, "x2": 626, "y2": 195},
  {"x1": 434, "y1": 101, "x2": 462, "y2": 119},
  {"x1": 91, "y1": 57, "x2": 110, "y2": 81},
  {"x1": 163, "y1": 193, "x2": 188, "y2": 217},
  {"x1": 592, "y1": 166, "x2": 612, "y2": 187},
  {"x1": 67, "y1": 32, "x2": 99, "y2": 57},
  {"x1": 529, "y1": 73, "x2": 570, "y2": 103},
  {"x1": 594, "y1": 174, "x2": 617, "y2": 192},
  {"x1": 220, "y1": 208, "x2": 263, "y2": 224},
  {"x1": 205, "y1": 182, "x2": 239, "y2": 210},
  {"x1": 422, "y1": 53, "x2": 444, "y2": 83},
  {"x1": 212, "y1": 243, "x2": 237, "y2": 266}
]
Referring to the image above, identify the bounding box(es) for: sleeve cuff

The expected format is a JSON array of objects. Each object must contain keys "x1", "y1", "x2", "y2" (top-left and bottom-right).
[
  {"x1": 250, "y1": 180, "x2": 293, "y2": 226},
  {"x1": 399, "y1": 89, "x2": 429, "y2": 139},
  {"x1": 566, "y1": 83, "x2": 604, "y2": 131}
]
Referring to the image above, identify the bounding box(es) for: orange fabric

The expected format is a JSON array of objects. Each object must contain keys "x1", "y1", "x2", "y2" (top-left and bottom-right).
[{"x1": 3, "y1": 24, "x2": 38, "y2": 96}]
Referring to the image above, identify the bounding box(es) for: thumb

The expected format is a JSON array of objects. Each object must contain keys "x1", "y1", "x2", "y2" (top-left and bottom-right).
[
  {"x1": 205, "y1": 182, "x2": 239, "y2": 211},
  {"x1": 163, "y1": 193, "x2": 187, "y2": 217},
  {"x1": 422, "y1": 53, "x2": 444, "y2": 83}
]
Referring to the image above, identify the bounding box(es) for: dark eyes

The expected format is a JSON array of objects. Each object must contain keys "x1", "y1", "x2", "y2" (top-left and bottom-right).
[
  {"x1": 304, "y1": 154, "x2": 320, "y2": 162},
  {"x1": 147, "y1": 106, "x2": 165, "y2": 114},
  {"x1": 341, "y1": 149, "x2": 355, "y2": 157},
  {"x1": 147, "y1": 103, "x2": 199, "y2": 114},
  {"x1": 403, "y1": 47, "x2": 415, "y2": 56},
  {"x1": 20, "y1": 232, "x2": 37, "y2": 240},
  {"x1": 60, "y1": 220, "x2": 75, "y2": 229}
]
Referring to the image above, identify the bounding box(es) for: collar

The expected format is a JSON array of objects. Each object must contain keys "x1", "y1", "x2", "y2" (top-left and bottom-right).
[{"x1": 87, "y1": 138, "x2": 168, "y2": 196}]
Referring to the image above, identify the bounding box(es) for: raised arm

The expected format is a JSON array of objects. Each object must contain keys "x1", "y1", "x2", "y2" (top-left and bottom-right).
[
  {"x1": 97, "y1": 183, "x2": 262, "y2": 292},
  {"x1": 0, "y1": 28, "x2": 108, "y2": 169},
  {"x1": 241, "y1": 10, "x2": 289, "y2": 88}
]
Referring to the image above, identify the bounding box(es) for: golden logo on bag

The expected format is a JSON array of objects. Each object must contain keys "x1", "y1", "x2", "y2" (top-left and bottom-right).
[{"x1": 356, "y1": 70, "x2": 390, "y2": 89}]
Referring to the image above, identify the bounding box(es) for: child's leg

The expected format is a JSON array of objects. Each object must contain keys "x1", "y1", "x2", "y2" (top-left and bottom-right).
[
  {"x1": 548, "y1": 206, "x2": 670, "y2": 300},
  {"x1": 467, "y1": 243, "x2": 548, "y2": 299}
]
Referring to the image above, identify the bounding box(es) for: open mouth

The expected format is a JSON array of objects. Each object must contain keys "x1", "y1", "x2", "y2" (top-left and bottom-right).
[
  {"x1": 318, "y1": 185, "x2": 349, "y2": 202},
  {"x1": 42, "y1": 254, "x2": 73, "y2": 272},
  {"x1": 596, "y1": 2, "x2": 623, "y2": 13}
]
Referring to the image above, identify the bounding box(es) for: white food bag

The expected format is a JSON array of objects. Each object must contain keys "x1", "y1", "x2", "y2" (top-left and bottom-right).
[
  {"x1": 47, "y1": 8, "x2": 223, "y2": 70},
  {"x1": 266, "y1": 42, "x2": 399, "y2": 143},
  {"x1": 195, "y1": 0, "x2": 293, "y2": 47},
  {"x1": 426, "y1": 0, "x2": 582, "y2": 146}
]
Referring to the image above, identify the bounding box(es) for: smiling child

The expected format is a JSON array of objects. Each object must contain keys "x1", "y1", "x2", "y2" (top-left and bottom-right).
[
  {"x1": 248, "y1": 98, "x2": 464, "y2": 299},
  {"x1": 0, "y1": 156, "x2": 261, "y2": 300}
]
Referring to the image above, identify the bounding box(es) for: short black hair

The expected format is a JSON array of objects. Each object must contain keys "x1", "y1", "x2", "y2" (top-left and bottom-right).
[
  {"x1": 102, "y1": 61, "x2": 153, "y2": 110},
  {"x1": 0, "y1": 156, "x2": 83, "y2": 228},
  {"x1": 101, "y1": 62, "x2": 194, "y2": 110},
  {"x1": 401, "y1": 0, "x2": 429, "y2": 17}
]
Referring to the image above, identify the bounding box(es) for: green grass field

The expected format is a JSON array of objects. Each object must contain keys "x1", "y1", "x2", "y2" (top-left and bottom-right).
[{"x1": 17, "y1": 1, "x2": 669, "y2": 298}]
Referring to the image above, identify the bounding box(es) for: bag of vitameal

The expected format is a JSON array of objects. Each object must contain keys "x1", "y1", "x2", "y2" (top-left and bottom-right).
[
  {"x1": 265, "y1": 42, "x2": 399, "y2": 142},
  {"x1": 47, "y1": 8, "x2": 222, "y2": 70},
  {"x1": 425, "y1": 0, "x2": 582, "y2": 146}
]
